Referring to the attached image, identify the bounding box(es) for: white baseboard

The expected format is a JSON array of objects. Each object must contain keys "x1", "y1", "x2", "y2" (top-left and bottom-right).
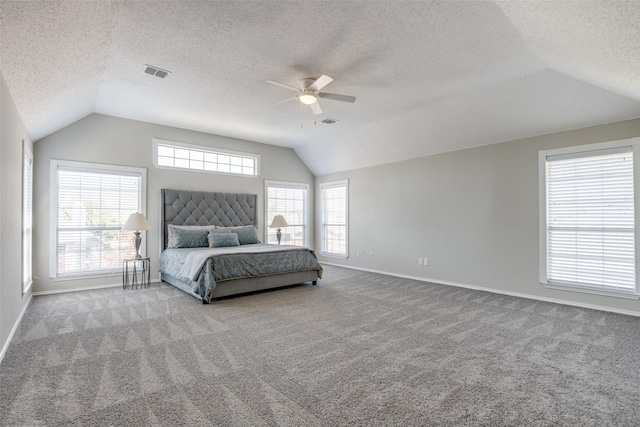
[
  {"x1": 0, "y1": 293, "x2": 33, "y2": 365},
  {"x1": 321, "y1": 262, "x2": 640, "y2": 318}
]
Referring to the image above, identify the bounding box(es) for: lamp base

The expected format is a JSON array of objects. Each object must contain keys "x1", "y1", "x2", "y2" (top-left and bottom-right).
[
  {"x1": 276, "y1": 228, "x2": 282, "y2": 245},
  {"x1": 133, "y1": 231, "x2": 142, "y2": 259}
]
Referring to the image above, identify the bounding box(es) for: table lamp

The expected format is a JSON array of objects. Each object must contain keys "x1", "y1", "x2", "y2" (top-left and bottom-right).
[
  {"x1": 122, "y1": 212, "x2": 152, "y2": 259},
  {"x1": 269, "y1": 215, "x2": 289, "y2": 245}
]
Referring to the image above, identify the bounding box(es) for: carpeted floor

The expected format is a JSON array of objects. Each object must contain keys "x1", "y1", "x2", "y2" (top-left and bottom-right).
[{"x1": 2, "y1": 265, "x2": 640, "y2": 426}]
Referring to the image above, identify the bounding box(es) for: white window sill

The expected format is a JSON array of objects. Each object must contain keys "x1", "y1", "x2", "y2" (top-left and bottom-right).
[
  {"x1": 321, "y1": 252, "x2": 348, "y2": 260},
  {"x1": 543, "y1": 282, "x2": 640, "y2": 300},
  {"x1": 52, "y1": 271, "x2": 122, "y2": 282}
]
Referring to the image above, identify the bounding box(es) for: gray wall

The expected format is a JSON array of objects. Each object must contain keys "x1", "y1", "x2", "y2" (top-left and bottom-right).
[
  {"x1": 316, "y1": 118, "x2": 640, "y2": 315},
  {"x1": 1, "y1": 71, "x2": 33, "y2": 355},
  {"x1": 33, "y1": 113, "x2": 314, "y2": 293}
]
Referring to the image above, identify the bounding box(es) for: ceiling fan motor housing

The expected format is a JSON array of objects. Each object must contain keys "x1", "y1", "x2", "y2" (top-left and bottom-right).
[{"x1": 301, "y1": 78, "x2": 317, "y2": 90}]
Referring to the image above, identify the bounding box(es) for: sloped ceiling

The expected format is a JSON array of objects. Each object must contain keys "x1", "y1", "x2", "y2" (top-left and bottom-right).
[{"x1": 1, "y1": 0, "x2": 639, "y2": 176}]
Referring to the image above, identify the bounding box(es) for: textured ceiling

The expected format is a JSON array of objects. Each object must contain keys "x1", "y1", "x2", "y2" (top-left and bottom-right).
[{"x1": 2, "y1": 0, "x2": 640, "y2": 175}]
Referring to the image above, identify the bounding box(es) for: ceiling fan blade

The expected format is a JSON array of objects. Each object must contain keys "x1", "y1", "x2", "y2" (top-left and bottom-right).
[
  {"x1": 309, "y1": 101, "x2": 322, "y2": 115},
  {"x1": 266, "y1": 80, "x2": 300, "y2": 92},
  {"x1": 318, "y1": 92, "x2": 356, "y2": 103},
  {"x1": 309, "y1": 75, "x2": 333, "y2": 91}
]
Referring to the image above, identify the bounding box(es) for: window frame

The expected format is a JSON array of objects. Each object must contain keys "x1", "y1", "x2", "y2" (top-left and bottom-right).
[
  {"x1": 320, "y1": 179, "x2": 349, "y2": 259},
  {"x1": 264, "y1": 180, "x2": 309, "y2": 246},
  {"x1": 22, "y1": 142, "x2": 33, "y2": 294},
  {"x1": 539, "y1": 137, "x2": 640, "y2": 299},
  {"x1": 49, "y1": 159, "x2": 147, "y2": 280},
  {"x1": 152, "y1": 138, "x2": 260, "y2": 178}
]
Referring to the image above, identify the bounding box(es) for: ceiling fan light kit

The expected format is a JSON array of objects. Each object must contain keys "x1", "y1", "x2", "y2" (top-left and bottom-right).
[
  {"x1": 267, "y1": 74, "x2": 355, "y2": 115},
  {"x1": 298, "y1": 91, "x2": 317, "y2": 105}
]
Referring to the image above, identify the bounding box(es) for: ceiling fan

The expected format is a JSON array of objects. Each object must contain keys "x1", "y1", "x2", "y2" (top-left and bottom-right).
[{"x1": 266, "y1": 75, "x2": 356, "y2": 115}]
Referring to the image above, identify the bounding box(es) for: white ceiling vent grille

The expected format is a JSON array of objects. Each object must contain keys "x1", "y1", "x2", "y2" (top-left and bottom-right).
[
  {"x1": 321, "y1": 118, "x2": 339, "y2": 124},
  {"x1": 144, "y1": 65, "x2": 170, "y2": 78}
]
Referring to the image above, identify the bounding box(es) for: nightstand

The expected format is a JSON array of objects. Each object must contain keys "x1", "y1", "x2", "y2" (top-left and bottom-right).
[{"x1": 123, "y1": 257, "x2": 150, "y2": 290}]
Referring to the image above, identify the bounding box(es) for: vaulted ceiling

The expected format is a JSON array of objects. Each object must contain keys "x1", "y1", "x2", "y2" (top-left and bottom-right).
[{"x1": 2, "y1": 1, "x2": 640, "y2": 175}]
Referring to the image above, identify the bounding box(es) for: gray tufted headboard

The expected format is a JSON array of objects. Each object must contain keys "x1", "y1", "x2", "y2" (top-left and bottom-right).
[{"x1": 160, "y1": 189, "x2": 257, "y2": 251}]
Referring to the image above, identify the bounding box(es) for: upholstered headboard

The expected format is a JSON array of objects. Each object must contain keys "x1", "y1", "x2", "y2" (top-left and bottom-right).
[{"x1": 159, "y1": 189, "x2": 257, "y2": 251}]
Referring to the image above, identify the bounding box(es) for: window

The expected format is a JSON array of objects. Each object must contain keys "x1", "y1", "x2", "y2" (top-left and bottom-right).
[
  {"x1": 50, "y1": 160, "x2": 147, "y2": 278},
  {"x1": 265, "y1": 181, "x2": 308, "y2": 246},
  {"x1": 153, "y1": 138, "x2": 259, "y2": 177},
  {"x1": 320, "y1": 180, "x2": 348, "y2": 258},
  {"x1": 540, "y1": 139, "x2": 639, "y2": 297},
  {"x1": 22, "y1": 143, "x2": 33, "y2": 294}
]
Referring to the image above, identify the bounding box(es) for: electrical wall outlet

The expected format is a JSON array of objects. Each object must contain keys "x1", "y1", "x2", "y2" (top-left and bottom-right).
[
  {"x1": 424, "y1": 258, "x2": 429, "y2": 266},
  {"x1": 369, "y1": 252, "x2": 374, "y2": 259},
  {"x1": 418, "y1": 258, "x2": 424, "y2": 266}
]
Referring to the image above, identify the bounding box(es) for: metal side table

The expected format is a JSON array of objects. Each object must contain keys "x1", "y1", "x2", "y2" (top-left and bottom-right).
[{"x1": 123, "y1": 257, "x2": 150, "y2": 290}]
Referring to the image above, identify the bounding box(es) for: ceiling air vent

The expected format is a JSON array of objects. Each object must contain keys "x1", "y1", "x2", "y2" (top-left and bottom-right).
[
  {"x1": 321, "y1": 118, "x2": 339, "y2": 125},
  {"x1": 144, "y1": 65, "x2": 170, "y2": 78}
]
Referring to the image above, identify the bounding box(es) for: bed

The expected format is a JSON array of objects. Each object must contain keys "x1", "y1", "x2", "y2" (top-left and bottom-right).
[{"x1": 158, "y1": 189, "x2": 322, "y2": 303}]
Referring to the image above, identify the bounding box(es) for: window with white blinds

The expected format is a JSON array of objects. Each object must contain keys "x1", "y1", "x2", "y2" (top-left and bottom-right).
[
  {"x1": 265, "y1": 181, "x2": 308, "y2": 246},
  {"x1": 153, "y1": 138, "x2": 259, "y2": 177},
  {"x1": 50, "y1": 160, "x2": 146, "y2": 278},
  {"x1": 22, "y1": 145, "x2": 33, "y2": 294},
  {"x1": 320, "y1": 180, "x2": 348, "y2": 257},
  {"x1": 542, "y1": 145, "x2": 636, "y2": 294}
]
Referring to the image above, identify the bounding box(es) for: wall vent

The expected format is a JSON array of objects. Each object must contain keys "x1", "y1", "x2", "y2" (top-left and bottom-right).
[
  {"x1": 321, "y1": 118, "x2": 339, "y2": 124},
  {"x1": 144, "y1": 65, "x2": 170, "y2": 78}
]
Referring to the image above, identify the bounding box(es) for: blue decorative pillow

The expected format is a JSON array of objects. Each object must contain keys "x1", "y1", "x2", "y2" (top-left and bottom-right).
[
  {"x1": 209, "y1": 232, "x2": 240, "y2": 248},
  {"x1": 167, "y1": 227, "x2": 209, "y2": 248},
  {"x1": 231, "y1": 226, "x2": 260, "y2": 245}
]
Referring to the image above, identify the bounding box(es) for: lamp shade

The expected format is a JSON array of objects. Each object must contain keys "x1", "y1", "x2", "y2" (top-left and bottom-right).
[
  {"x1": 269, "y1": 215, "x2": 289, "y2": 228},
  {"x1": 122, "y1": 212, "x2": 152, "y2": 231}
]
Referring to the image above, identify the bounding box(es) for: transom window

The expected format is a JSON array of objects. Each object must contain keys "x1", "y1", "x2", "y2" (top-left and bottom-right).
[
  {"x1": 539, "y1": 139, "x2": 639, "y2": 298},
  {"x1": 153, "y1": 138, "x2": 259, "y2": 177}
]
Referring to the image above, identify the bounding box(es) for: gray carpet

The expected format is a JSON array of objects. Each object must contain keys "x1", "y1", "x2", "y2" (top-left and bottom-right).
[{"x1": 2, "y1": 265, "x2": 640, "y2": 426}]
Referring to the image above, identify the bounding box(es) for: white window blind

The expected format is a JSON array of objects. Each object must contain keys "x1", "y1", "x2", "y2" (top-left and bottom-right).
[
  {"x1": 321, "y1": 180, "x2": 348, "y2": 257},
  {"x1": 266, "y1": 181, "x2": 308, "y2": 246},
  {"x1": 545, "y1": 146, "x2": 635, "y2": 291},
  {"x1": 22, "y1": 145, "x2": 33, "y2": 293},
  {"x1": 153, "y1": 138, "x2": 259, "y2": 177},
  {"x1": 51, "y1": 161, "x2": 146, "y2": 278}
]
